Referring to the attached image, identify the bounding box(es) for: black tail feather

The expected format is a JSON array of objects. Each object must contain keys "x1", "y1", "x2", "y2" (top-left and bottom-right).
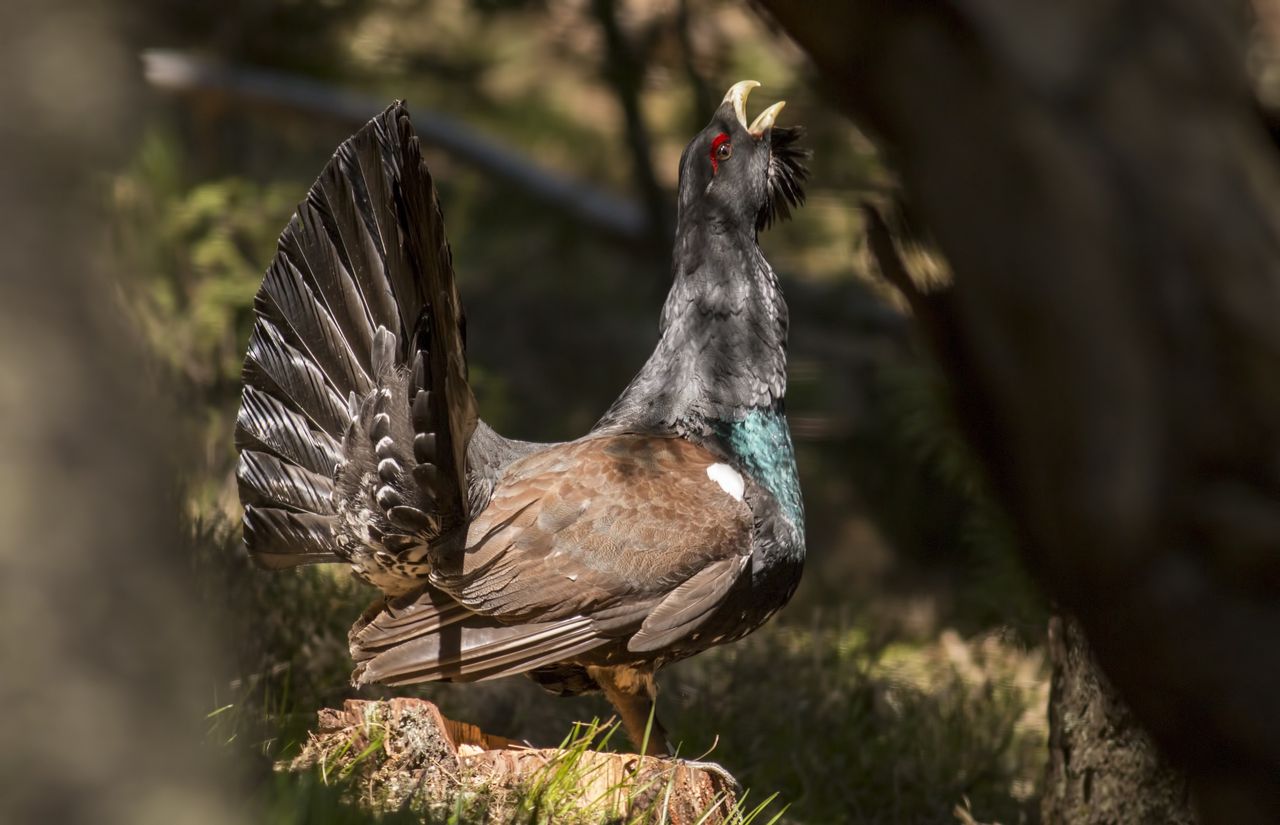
[
  {"x1": 243, "y1": 318, "x2": 350, "y2": 437},
  {"x1": 257, "y1": 256, "x2": 373, "y2": 400},
  {"x1": 237, "y1": 450, "x2": 336, "y2": 515},
  {"x1": 394, "y1": 106, "x2": 475, "y2": 527},
  {"x1": 237, "y1": 102, "x2": 477, "y2": 577},
  {"x1": 236, "y1": 385, "x2": 343, "y2": 477},
  {"x1": 243, "y1": 506, "x2": 340, "y2": 569},
  {"x1": 281, "y1": 206, "x2": 378, "y2": 373}
]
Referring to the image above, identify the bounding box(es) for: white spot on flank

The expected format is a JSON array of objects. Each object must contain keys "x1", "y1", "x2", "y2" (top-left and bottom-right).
[{"x1": 706, "y1": 463, "x2": 745, "y2": 501}]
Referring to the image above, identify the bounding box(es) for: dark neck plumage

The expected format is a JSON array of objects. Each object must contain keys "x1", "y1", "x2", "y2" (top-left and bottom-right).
[
  {"x1": 596, "y1": 221, "x2": 789, "y2": 436},
  {"x1": 597, "y1": 218, "x2": 804, "y2": 535}
]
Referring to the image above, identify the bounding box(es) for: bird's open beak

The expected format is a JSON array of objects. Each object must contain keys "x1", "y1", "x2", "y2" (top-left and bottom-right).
[{"x1": 722, "y1": 80, "x2": 786, "y2": 138}]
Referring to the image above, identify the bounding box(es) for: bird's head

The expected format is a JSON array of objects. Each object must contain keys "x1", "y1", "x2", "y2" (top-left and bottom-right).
[{"x1": 676, "y1": 80, "x2": 809, "y2": 235}]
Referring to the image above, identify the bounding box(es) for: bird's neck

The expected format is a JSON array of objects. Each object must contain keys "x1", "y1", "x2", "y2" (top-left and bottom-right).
[
  {"x1": 595, "y1": 222, "x2": 803, "y2": 530},
  {"x1": 599, "y1": 222, "x2": 789, "y2": 432}
]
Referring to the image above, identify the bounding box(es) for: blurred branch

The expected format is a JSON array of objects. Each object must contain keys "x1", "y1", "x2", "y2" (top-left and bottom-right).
[
  {"x1": 860, "y1": 201, "x2": 959, "y2": 358},
  {"x1": 676, "y1": 0, "x2": 715, "y2": 134},
  {"x1": 142, "y1": 49, "x2": 648, "y2": 243},
  {"x1": 1042, "y1": 615, "x2": 1198, "y2": 824},
  {"x1": 1, "y1": 13, "x2": 242, "y2": 825}
]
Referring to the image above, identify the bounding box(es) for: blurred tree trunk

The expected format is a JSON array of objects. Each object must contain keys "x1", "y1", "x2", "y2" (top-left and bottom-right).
[
  {"x1": 757, "y1": 2, "x2": 1280, "y2": 820},
  {"x1": 0, "y1": 2, "x2": 241, "y2": 823},
  {"x1": 864, "y1": 202, "x2": 1200, "y2": 825},
  {"x1": 1043, "y1": 616, "x2": 1197, "y2": 825}
]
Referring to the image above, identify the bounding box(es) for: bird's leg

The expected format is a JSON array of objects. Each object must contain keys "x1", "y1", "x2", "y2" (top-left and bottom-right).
[
  {"x1": 587, "y1": 665, "x2": 741, "y2": 791},
  {"x1": 588, "y1": 665, "x2": 669, "y2": 756}
]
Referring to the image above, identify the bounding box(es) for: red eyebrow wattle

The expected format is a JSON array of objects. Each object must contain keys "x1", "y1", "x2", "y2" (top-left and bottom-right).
[{"x1": 709, "y1": 132, "x2": 730, "y2": 173}]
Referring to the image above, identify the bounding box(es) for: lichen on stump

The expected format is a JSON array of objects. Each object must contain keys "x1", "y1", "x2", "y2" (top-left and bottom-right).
[{"x1": 284, "y1": 698, "x2": 738, "y2": 823}]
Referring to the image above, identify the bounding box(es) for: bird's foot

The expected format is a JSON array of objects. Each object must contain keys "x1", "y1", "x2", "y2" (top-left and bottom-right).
[{"x1": 671, "y1": 757, "x2": 741, "y2": 792}]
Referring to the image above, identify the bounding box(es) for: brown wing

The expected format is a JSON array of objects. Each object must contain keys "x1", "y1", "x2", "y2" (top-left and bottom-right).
[
  {"x1": 438, "y1": 435, "x2": 753, "y2": 623},
  {"x1": 350, "y1": 434, "x2": 753, "y2": 685}
]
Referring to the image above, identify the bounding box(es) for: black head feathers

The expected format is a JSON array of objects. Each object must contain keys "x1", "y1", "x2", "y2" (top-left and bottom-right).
[
  {"x1": 674, "y1": 81, "x2": 810, "y2": 236},
  {"x1": 759, "y1": 124, "x2": 810, "y2": 231}
]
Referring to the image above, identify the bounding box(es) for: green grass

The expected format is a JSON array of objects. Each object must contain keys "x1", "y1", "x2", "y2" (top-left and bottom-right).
[
  {"x1": 511, "y1": 721, "x2": 788, "y2": 825},
  {"x1": 662, "y1": 617, "x2": 1046, "y2": 824}
]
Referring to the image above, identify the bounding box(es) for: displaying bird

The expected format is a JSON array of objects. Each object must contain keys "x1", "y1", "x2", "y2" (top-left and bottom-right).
[{"x1": 235, "y1": 80, "x2": 809, "y2": 758}]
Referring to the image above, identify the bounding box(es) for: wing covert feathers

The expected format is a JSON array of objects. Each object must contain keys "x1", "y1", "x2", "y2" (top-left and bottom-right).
[
  {"x1": 236, "y1": 102, "x2": 475, "y2": 576},
  {"x1": 349, "y1": 435, "x2": 755, "y2": 688},
  {"x1": 628, "y1": 555, "x2": 748, "y2": 653}
]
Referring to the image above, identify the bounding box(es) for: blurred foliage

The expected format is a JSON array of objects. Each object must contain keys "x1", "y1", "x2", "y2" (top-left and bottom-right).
[
  {"x1": 113, "y1": 0, "x2": 1050, "y2": 821},
  {"x1": 116, "y1": 131, "x2": 296, "y2": 392},
  {"x1": 194, "y1": 521, "x2": 363, "y2": 763}
]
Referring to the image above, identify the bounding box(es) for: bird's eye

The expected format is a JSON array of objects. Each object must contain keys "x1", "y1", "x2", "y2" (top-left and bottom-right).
[{"x1": 710, "y1": 133, "x2": 732, "y2": 173}]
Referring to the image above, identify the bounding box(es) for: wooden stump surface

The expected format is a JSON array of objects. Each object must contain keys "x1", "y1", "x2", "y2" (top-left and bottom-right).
[{"x1": 285, "y1": 698, "x2": 738, "y2": 823}]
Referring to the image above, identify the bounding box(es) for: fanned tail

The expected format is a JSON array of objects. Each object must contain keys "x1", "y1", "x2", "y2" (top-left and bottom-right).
[{"x1": 235, "y1": 102, "x2": 476, "y2": 580}]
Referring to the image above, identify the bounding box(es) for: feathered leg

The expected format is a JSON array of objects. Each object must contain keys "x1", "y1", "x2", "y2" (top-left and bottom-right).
[{"x1": 588, "y1": 665, "x2": 668, "y2": 757}]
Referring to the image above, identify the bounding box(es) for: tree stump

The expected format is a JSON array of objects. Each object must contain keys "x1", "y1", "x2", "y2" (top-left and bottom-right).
[{"x1": 284, "y1": 698, "x2": 738, "y2": 823}]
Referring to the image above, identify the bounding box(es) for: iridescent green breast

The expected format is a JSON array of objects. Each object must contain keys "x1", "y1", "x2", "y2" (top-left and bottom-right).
[{"x1": 712, "y1": 408, "x2": 804, "y2": 530}]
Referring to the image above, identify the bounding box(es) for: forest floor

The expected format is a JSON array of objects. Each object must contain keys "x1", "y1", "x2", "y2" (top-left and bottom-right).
[{"x1": 197, "y1": 516, "x2": 1049, "y2": 825}]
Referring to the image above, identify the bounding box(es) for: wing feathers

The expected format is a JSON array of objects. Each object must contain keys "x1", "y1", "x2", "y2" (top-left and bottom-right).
[
  {"x1": 352, "y1": 613, "x2": 601, "y2": 686},
  {"x1": 628, "y1": 556, "x2": 748, "y2": 653},
  {"x1": 343, "y1": 436, "x2": 763, "y2": 688},
  {"x1": 350, "y1": 588, "x2": 474, "y2": 649}
]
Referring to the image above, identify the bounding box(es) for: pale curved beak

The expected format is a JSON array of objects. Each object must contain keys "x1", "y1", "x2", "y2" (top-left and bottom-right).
[
  {"x1": 749, "y1": 101, "x2": 786, "y2": 137},
  {"x1": 722, "y1": 80, "x2": 760, "y2": 129},
  {"x1": 721, "y1": 80, "x2": 786, "y2": 138}
]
